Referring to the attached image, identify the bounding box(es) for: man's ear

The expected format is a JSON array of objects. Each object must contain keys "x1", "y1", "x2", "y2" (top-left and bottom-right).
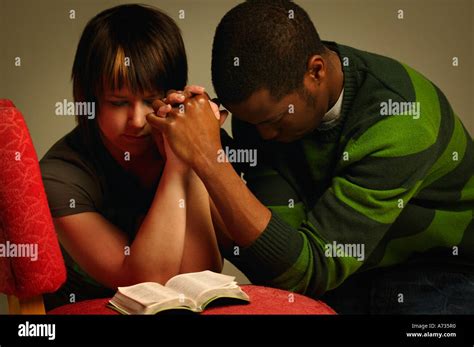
[{"x1": 306, "y1": 55, "x2": 326, "y2": 86}]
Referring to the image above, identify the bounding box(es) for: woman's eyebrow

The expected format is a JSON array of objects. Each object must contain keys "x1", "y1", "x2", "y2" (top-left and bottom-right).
[
  {"x1": 105, "y1": 94, "x2": 128, "y2": 98},
  {"x1": 104, "y1": 93, "x2": 161, "y2": 98},
  {"x1": 143, "y1": 94, "x2": 161, "y2": 98}
]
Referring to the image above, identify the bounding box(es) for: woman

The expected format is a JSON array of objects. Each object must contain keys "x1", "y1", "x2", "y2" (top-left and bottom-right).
[{"x1": 40, "y1": 4, "x2": 222, "y2": 310}]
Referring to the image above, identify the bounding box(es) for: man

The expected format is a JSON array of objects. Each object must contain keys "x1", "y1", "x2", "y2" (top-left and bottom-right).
[{"x1": 147, "y1": 0, "x2": 473, "y2": 313}]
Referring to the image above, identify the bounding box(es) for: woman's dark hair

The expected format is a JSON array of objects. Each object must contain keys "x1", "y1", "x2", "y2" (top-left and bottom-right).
[{"x1": 72, "y1": 4, "x2": 187, "y2": 144}]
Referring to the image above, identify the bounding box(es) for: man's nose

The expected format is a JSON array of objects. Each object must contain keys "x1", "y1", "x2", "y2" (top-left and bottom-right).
[{"x1": 256, "y1": 124, "x2": 279, "y2": 140}]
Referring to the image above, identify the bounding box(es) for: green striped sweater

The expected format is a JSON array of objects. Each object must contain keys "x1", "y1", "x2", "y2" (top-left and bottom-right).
[{"x1": 225, "y1": 42, "x2": 474, "y2": 297}]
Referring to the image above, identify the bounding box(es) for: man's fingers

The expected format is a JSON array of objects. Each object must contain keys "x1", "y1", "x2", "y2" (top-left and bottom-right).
[
  {"x1": 152, "y1": 99, "x2": 169, "y2": 113},
  {"x1": 152, "y1": 99, "x2": 174, "y2": 117},
  {"x1": 146, "y1": 112, "x2": 170, "y2": 132},
  {"x1": 165, "y1": 85, "x2": 204, "y2": 105},
  {"x1": 165, "y1": 89, "x2": 178, "y2": 99},
  {"x1": 165, "y1": 91, "x2": 185, "y2": 105},
  {"x1": 184, "y1": 85, "x2": 205, "y2": 97},
  {"x1": 208, "y1": 98, "x2": 229, "y2": 126},
  {"x1": 157, "y1": 104, "x2": 171, "y2": 117},
  {"x1": 219, "y1": 110, "x2": 229, "y2": 126},
  {"x1": 209, "y1": 100, "x2": 220, "y2": 120},
  {"x1": 211, "y1": 98, "x2": 221, "y2": 107}
]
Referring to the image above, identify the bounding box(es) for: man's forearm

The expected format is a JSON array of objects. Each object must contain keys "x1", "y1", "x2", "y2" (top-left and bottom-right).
[{"x1": 193, "y1": 155, "x2": 271, "y2": 247}]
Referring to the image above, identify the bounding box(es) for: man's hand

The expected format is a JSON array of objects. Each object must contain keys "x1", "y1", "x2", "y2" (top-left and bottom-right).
[
  {"x1": 148, "y1": 94, "x2": 222, "y2": 169},
  {"x1": 148, "y1": 86, "x2": 271, "y2": 248},
  {"x1": 157, "y1": 85, "x2": 228, "y2": 126}
]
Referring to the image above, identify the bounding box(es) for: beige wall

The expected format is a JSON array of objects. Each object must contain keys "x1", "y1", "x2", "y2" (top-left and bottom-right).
[
  {"x1": 1, "y1": 0, "x2": 473, "y2": 158},
  {"x1": 1, "y1": 0, "x2": 472, "y2": 312}
]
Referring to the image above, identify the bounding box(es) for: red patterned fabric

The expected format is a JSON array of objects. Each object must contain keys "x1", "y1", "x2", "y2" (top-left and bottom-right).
[
  {"x1": 203, "y1": 285, "x2": 336, "y2": 315},
  {"x1": 0, "y1": 99, "x2": 66, "y2": 298},
  {"x1": 0, "y1": 100, "x2": 15, "y2": 108},
  {"x1": 48, "y1": 298, "x2": 120, "y2": 315},
  {"x1": 48, "y1": 285, "x2": 336, "y2": 315}
]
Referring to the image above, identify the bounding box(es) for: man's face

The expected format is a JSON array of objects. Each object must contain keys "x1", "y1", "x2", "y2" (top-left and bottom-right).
[
  {"x1": 98, "y1": 85, "x2": 162, "y2": 156},
  {"x1": 226, "y1": 86, "x2": 328, "y2": 143}
]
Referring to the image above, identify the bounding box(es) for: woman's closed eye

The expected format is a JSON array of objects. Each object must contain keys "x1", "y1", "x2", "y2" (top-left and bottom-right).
[
  {"x1": 107, "y1": 98, "x2": 158, "y2": 107},
  {"x1": 143, "y1": 99, "x2": 157, "y2": 106},
  {"x1": 109, "y1": 100, "x2": 128, "y2": 107}
]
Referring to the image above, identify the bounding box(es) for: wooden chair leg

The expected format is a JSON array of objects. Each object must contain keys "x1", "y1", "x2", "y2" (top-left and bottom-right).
[{"x1": 8, "y1": 295, "x2": 46, "y2": 314}]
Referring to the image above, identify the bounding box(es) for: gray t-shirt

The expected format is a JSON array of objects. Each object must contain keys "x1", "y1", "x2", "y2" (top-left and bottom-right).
[{"x1": 40, "y1": 125, "x2": 161, "y2": 309}]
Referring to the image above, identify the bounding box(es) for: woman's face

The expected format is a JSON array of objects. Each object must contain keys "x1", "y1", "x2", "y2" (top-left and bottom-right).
[{"x1": 98, "y1": 85, "x2": 162, "y2": 157}]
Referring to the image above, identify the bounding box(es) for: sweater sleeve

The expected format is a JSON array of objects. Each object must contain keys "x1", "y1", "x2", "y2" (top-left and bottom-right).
[{"x1": 232, "y1": 107, "x2": 442, "y2": 296}]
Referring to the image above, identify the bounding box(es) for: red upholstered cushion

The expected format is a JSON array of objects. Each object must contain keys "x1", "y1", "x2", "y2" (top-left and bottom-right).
[
  {"x1": 0, "y1": 100, "x2": 15, "y2": 108},
  {"x1": 0, "y1": 99, "x2": 66, "y2": 298},
  {"x1": 48, "y1": 285, "x2": 336, "y2": 315},
  {"x1": 203, "y1": 285, "x2": 336, "y2": 315},
  {"x1": 48, "y1": 298, "x2": 119, "y2": 315}
]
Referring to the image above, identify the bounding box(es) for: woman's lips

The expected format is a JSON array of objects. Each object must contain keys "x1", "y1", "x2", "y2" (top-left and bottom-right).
[{"x1": 122, "y1": 134, "x2": 151, "y2": 142}]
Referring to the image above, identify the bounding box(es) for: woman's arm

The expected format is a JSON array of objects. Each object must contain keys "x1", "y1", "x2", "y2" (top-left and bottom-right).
[
  {"x1": 179, "y1": 170, "x2": 223, "y2": 273},
  {"x1": 54, "y1": 144, "x2": 190, "y2": 289}
]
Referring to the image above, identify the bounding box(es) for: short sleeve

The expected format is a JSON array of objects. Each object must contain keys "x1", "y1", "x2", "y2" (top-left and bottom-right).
[{"x1": 40, "y1": 157, "x2": 101, "y2": 218}]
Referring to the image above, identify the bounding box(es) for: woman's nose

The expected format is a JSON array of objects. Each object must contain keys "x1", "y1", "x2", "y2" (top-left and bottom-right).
[{"x1": 128, "y1": 106, "x2": 148, "y2": 129}]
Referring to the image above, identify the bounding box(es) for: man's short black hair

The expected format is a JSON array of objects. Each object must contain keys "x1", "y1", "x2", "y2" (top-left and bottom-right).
[{"x1": 212, "y1": 0, "x2": 325, "y2": 105}]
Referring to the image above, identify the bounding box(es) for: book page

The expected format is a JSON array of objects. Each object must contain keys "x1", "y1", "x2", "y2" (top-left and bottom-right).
[
  {"x1": 118, "y1": 282, "x2": 180, "y2": 306},
  {"x1": 165, "y1": 271, "x2": 236, "y2": 300}
]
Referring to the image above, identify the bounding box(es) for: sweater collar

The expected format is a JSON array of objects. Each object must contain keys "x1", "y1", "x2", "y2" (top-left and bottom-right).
[
  {"x1": 312, "y1": 41, "x2": 359, "y2": 142},
  {"x1": 318, "y1": 88, "x2": 344, "y2": 130}
]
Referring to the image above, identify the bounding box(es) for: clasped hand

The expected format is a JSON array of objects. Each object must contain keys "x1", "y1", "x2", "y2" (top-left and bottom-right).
[{"x1": 146, "y1": 86, "x2": 228, "y2": 170}]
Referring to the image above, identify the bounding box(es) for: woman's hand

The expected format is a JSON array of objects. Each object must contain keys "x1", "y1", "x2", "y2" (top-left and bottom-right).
[
  {"x1": 148, "y1": 93, "x2": 222, "y2": 168},
  {"x1": 162, "y1": 132, "x2": 189, "y2": 174},
  {"x1": 149, "y1": 105, "x2": 189, "y2": 174},
  {"x1": 161, "y1": 85, "x2": 229, "y2": 125},
  {"x1": 148, "y1": 85, "x2": 228, "y2": 169},
  {"x1": 150, "y1": 127, "x2": 166, "y2": 160}
]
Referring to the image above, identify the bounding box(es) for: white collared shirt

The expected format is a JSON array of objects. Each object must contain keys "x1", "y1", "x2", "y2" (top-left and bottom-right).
[{"x1": 318, "y1": 88, "x2": 344, "y2": 131}]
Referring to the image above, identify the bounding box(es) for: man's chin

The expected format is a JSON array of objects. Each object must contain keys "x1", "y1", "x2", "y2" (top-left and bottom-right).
[
  {"x1": 275, "y1": 133, "x2": 306, "y2": 143},
  {"x1": 275, "y1": 137, "x2": 294, "y2": 143}
]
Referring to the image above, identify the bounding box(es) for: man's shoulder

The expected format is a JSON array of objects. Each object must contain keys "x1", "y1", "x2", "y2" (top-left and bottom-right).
[
  {"x1": 335, "y1": 41, "x2": 437, "y2": 105},
  {"x1": 333, "y1": 41, "x2": 403, "y2": 71}
]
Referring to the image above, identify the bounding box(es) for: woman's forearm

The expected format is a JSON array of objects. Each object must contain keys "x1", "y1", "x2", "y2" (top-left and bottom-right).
[
  {"x1": 122, "y1": 162, "x2": 189, "y2": 284},
  {"x1": 179, "y1": 170, "x2": 222, "y2": 273}
]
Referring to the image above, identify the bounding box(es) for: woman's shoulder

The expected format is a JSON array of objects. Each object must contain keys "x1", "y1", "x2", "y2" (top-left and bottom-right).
[
  {"x1": 41, "y1": 126, "x2": 85, "y2": 161},
  {"x1": 40, "y1": 127, "x2": 102, "y2": 217},
  {"x1": 40, "y1": 126, "x2": 96, "y2": 176}
]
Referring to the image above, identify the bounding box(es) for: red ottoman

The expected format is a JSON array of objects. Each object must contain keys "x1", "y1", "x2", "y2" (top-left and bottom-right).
[
  {"x1": 204, "y1": 285, "x2": 335, "y2": 314},
  {"x1": 48, "y1": 285, "x2": 336, "y2": 315}
]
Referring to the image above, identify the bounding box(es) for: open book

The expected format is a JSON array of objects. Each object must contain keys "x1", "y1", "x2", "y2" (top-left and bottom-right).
[{"x1": 108, "y1": 270, "x2": 250, "y2": 314}]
